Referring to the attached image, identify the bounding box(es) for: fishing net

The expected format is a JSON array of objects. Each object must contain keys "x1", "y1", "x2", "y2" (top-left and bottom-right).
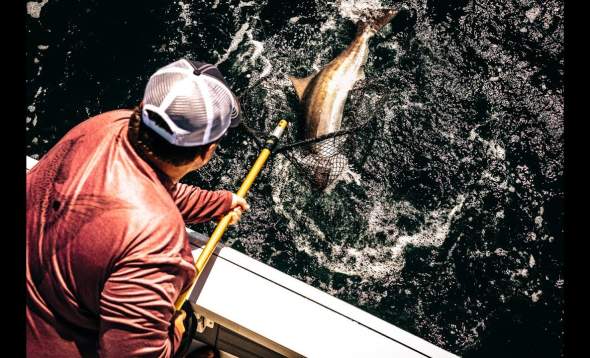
[
  {"x1": 276, "y1": 127, "x2": 365, "y2": 189},
  {"x1": 239, "y1": 111, "x2": 377, "y2": 189}
]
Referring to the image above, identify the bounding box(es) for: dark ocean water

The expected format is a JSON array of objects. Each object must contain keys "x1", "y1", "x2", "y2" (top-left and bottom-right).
[{"x1": 26, "y1": 0, "x2": 564, "y2": 356}]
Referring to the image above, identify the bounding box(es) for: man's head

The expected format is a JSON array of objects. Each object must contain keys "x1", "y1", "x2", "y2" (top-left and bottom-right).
[{"x1": 129, "y1": 59, "x2": 241, "y2": 172}]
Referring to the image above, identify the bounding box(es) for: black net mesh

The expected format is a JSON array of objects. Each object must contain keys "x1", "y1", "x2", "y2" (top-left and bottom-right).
[{"x1": 277, "y1": 130, "x2": 354, "y2": 189}]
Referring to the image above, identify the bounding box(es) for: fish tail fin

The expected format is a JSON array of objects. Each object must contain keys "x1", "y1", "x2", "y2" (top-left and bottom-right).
[{"x1": 357, "y1": 8, "x2": 398, "y2": 35}]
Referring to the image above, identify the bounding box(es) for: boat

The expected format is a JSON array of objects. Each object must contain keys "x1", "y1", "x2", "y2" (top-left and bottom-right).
[{"x1": 26, "y1": 156, "x2": 459, "y2": 358}]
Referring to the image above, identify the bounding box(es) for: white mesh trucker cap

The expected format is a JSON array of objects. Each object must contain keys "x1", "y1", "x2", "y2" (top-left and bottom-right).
[{"x1": 141, "y1": 59, "x2": 241, "y2": 146}]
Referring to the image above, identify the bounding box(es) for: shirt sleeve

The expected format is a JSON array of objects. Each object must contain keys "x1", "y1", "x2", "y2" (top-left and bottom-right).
[
  {"x1": 170, "y1": 183, "x2": 233, "y2": 224},
  {"x1": 98, "y1": 216, "x2": 196, "y2": 358}
]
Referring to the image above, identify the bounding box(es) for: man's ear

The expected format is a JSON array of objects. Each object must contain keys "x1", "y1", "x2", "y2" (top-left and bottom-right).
[{"x1": 202, "y1": 142, "x2": 218, "y2": 161}]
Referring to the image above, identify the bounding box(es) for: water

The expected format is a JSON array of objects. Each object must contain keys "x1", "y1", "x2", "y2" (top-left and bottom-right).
[{"x1": 26, "y1": 0, "x2": 564, "y2": 356}]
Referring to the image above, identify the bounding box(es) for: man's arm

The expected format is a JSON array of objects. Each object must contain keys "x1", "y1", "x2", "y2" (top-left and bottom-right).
[
  {"x1": 170, "y1": 183, "x2": 232, "y2": 224},
  {"x1": 170, "y1": 183, "x2": 249, "y2": 225}
]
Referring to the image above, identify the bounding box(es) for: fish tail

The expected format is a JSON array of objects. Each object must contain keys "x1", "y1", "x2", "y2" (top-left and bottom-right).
[{"x1": 357, "y1": 8, "x2": 398, "y2": 35}]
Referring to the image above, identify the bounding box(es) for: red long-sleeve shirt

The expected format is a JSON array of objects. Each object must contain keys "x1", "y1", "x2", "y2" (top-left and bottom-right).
[{"x1": 26, "y1": 109, "x2": 233, "y2": 357}]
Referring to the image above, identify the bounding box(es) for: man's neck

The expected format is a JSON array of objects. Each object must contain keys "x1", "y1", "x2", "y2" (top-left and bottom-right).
[{"x1": 147, "y1": 155, "x2": 197, "y2": 184}]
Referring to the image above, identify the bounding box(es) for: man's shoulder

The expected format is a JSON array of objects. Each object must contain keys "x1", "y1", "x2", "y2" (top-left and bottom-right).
[
  {"x1": 57, "y1": 109, "x2": 133, "y2": 143},
  {"x1": 83, "y1": 109, "x2": 133, "y2": 128},
  {"x1": 91, "y1": 109, "x2": 134, "y2": 120}
]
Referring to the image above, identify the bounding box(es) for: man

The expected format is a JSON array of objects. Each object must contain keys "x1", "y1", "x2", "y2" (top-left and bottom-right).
[{"x1": 26, "y1": 59, "x2": 249, "y2": 357}]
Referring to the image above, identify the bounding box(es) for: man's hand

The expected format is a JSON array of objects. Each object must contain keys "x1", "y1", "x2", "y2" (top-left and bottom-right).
[{"x1": 228, "y1": 193, "x2": 250, "y2": 225}]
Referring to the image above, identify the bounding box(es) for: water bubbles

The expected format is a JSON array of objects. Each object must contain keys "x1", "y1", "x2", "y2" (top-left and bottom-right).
[
  {"x1": 531, "y1": 290, "x2": 542, "y2": 302},
  {"x1": 216, "y1": 22, "x2": 250, "y2": 66},
  {"x1": 513, "y1": 268, "x2": 528, "y2": 278},
  {"x1": 527, "y1": 232, "x2": 537, "y2": 241},
  {"x1": 320, "y1": 18, "x2": 337, "y2": 33},
  {"x1": 178, "y1": 1, "x2": 193, "y2": 28},
  {"x1": 494, "y1": 248, "x2": 508, "y2": 256},
  {"x1": 338, "y1": 0, "x2": 385, "y2": 23},
  {"x1": 26, "y1": 0, "x2": 49, "y2": 19},
  {"x1": 525, "y1": 7, "x2": 541, "y2": 23}
]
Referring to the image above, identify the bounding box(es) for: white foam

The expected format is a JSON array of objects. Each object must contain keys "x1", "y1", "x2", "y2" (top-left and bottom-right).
[
  {"x1": 469, "y1": 128, "x2": 506, "y2": 160},
  {"x1": 240, "y1": 36, "x2": 273, "y2": 82},
  {"x1": 216, "y1": 22, "x2": 250, "y2": 65},
  {"x1": 27, "y1": 0, "x2": 49, "y2": 19},
  {"x1": 178, "y1": 1, "x2": 192, "y2": 27},
  {"x1": 513, "y1": 268, "x2": 528, "y2": 278},
  {"x1": 272, "y1": 168, "x2": 468, "y2": 281},
  {"x1": 238, "y1": 1, "x2": 256, "y2": 8},
  {"x1": 487, "y1": 141, "x2": 505, "y2": 159},
  {"x1": 526, "y1": 7, "x2": 541, "y2": 22},
  {"x1": 338, "y1": 0, "x2": 384, "y2": 23},
  {"x1": 320, "y1": 18, "x2": 337, "y2": 33},
  {"x1": 527, "y1": 232, "x2": 537, "y2": 241},
  {"x1": 311, "y1": 45, "x2": 333, "y2": 72}
]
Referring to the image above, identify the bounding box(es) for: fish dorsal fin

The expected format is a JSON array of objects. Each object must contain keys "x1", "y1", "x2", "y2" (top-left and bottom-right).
[{"x1": 288, "y1": 74, "x2": 316, "y2": 100}]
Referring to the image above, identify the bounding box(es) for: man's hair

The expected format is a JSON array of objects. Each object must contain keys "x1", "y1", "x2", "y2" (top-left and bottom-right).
[{"x1": 127, "y1": 106, "x2": 216, "y2": 166}]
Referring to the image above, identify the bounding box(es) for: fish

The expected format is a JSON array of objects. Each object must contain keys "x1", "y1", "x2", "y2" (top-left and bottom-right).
[{"x1": 288, "y1": 8, "x2": 398, "y2": 187}]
